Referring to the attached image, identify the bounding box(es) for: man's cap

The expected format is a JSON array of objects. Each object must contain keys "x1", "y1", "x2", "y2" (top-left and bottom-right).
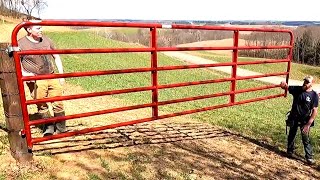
[{"x1": 303, "y1": 75, "x2": 314, "y2": 83}]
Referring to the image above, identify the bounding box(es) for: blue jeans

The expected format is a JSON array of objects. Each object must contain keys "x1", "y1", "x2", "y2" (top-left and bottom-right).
[{"x1": 287, "y1": 122, "x2": 313, "y2": 159}]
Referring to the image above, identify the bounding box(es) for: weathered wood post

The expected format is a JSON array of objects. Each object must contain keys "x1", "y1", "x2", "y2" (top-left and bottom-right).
[{"x1": 0, "y1": 43, "x2": 33, "y2": 162}]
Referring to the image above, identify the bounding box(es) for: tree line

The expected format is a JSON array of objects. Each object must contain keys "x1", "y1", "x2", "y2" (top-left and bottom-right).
[
  {"x1": 100, "y1": 29, "x2": 233, "y2": 47},
  {"x1": 240, "y1": 26, "x2": 320, "y2": 66},
  {"x1": 292, "y1": 27, "x2": 320, "y2": 65},
  {"x1": 104, "y1": 26, "x2": 320, "y2": 66},
  {"x1": 2, "y1": 2, "x2": 319, "y2": 66},
  {"x1": 0, "y1": 0, "x2": 47, "y2": 18}
]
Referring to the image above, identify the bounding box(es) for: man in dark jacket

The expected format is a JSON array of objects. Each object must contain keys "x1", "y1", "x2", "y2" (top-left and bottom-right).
[{"x1": 280, "y1": 76, "x2": 318, "y2": 165}]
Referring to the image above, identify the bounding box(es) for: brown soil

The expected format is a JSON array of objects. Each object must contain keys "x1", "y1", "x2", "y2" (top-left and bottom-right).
[
  {"x1": 1, "y1": 83, "x2": 320, "y2": 179},
  {"x1": 177, "y1": 38, "x2": 247, "y2": 56},
  {"x1": 0, "y1": 17, "x2": 319, "y2": 179}
]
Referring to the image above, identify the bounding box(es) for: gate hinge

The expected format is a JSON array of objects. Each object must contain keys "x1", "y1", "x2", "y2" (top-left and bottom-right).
[
  {"x1": 20, "y1": 129, "x2": 26, "y2": 138},
  {"x1": 5, "y1": 46, "x2": 21, "y2": 57}
]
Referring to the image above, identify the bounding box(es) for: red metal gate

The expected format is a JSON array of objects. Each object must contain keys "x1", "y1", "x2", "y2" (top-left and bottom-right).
[{"x1": 10, "y1": 20, "x2": 294, "y2": 152}]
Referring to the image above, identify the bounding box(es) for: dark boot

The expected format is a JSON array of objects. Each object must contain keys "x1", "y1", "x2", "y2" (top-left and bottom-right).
[
  {"x1": 54, "y1": 111, "x2": 67, "y2": 134},
  {"x1": 40, "y1": 111, "x2": 54, "y2": 136}
]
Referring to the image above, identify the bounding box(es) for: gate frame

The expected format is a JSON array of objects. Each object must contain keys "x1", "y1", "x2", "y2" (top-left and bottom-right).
[{"x1": 3, "y1": 20, "x2": 293, "y2": 161}]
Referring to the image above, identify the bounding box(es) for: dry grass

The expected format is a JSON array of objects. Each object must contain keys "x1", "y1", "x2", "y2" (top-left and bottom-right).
[
  {"x1": 0, "y1": 17, "x2": 319, "y2": 179},
  {"x1": 1, "y1": 83, "x2": 320, "y2": 179},
  {"x1": 0, "y1": 17, "x2": 72, "y2": 43},
  {"x1": 177, "y1": 38, "x2": 246, "y2": 55}
]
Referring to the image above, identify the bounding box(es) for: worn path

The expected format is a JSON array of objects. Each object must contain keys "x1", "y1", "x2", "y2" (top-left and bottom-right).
[{"x1": 163, "y1": 51, "x2": 320, "y2": 92}]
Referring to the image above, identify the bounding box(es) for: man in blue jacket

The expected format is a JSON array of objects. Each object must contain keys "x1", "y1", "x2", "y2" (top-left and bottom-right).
[{"x1": 280, "y1": 76, "x2": 318, "y2": 165}]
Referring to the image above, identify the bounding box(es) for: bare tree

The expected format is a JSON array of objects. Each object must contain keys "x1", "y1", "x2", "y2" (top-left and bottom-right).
[
  {"x1": 1, "y1": 0, "x2": 21, "y2": 17},
  {"x1": 35, "y1": 0, "x2": 47, "y2": 17},
  {"x1": 20, "y1": 0, "x2": 47, "y2": 18}
]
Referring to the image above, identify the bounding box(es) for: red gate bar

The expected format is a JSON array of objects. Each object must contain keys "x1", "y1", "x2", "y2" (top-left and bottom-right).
[
  {"x1": 11, "y1": 20, "x2": 295, "y2": 32},
  {"x1": 10, "y1": 20, "x2": 294, "y2": 151},
  {"x1": 20, "y1": 58, "x2": 289, "y2": 82},
  {"x1": 230, "y1": 30, "x2": 239, "y2": 103},
  {"x1": 31, "y1": 93, "x2": 283, "y2": 144},
  {"x1": 16, "y1": 45, "x2": 291, "y2": 56},
  {"x1": 20, "y1": 59, "x2": 291, "y2": 83},
  {"x1": 25, "y1": 72, "x2": 288, "y2": 106},
  {"x1": 151, "y1": 27, "x2": 159, "y2": 118}
]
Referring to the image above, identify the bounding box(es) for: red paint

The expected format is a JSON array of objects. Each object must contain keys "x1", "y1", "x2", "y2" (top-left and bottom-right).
[{"x1": 10, "y1": 20, "x2": 294, "y2": 150}]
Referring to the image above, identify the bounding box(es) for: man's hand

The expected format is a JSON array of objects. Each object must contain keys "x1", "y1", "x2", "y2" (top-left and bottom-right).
[
  {"x1": 22, "y1": 69, "x2": 35, "y2": 77},
  {"x1": 303, "y1": 107, "x2": 317, "y2": 134},
  {"x1": 59, "y1": 78, "x2": 65, "y2": 85},
  {"x1": 22, "y1": 70, "x2": 35, "y2": 83},
  {"x1": 302, "y1": 124, "x2": 311, "y2": 134},
  {"x1": 280, "y1": 81, "x2": 288, "y2": 89}
]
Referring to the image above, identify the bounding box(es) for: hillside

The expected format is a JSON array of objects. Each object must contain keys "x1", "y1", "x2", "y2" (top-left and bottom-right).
[
  {"x1": 0, "y1": 16, "x2": 71, "y2": 42},
  {"x1": 1, "y1": 83, "x2": 319, "y2": 179},
  {"x1": 177, "y1": 38, "x2": 246, "y2": 55},
  {"x1": 1, "y1": 20, "x2": 320, "y2": 179}
]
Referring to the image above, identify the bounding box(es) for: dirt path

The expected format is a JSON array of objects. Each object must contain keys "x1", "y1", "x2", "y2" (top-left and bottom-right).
[
  {"x1": 1, "y1": 46, "x2": 319, "y2": 179},
  {"x1": 0, "y1": 20, "x2": 319, "y2": 178},
  {"x1": 2, "y1": 83, "x2": 319, "y2": 179},
  {"x1": 162, "y1": 51, "x2": 320, "y2": 93}
]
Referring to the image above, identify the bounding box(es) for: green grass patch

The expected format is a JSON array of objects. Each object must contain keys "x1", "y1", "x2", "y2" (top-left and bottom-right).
[
  {"x1": 0, "y1": 134, "x2": 9, "y2": 155},
  {"x1": 88, "y1": 173, "x2": 102, "y2": 180},
  {"x1": 0, "y1": 20, "x2": 12, "y2": 24},
  {"x1": 46, "y1": 31, "x2": 320, "y2": 161},
  {"x1": 188, "y1": 51, "x2": 320, "y2": 81},
  {"x1": 0, "y1": 174, "x2": 5, "y2": 180},
  {"x1": 111, "y1": 27, "x2": 139, "y2": 35},
  {"x1": 100, "y1": 157, "x2": 111, "y2": 172}
]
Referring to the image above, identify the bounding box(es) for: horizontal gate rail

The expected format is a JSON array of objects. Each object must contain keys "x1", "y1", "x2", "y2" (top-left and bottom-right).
[
  {"x1": 236, "y1": 72, "x2": 288, "y2": 80},
  {"x1": 15, "y1": 45, "x2": 292, "y2": 55},
  {"x1": 29, "y1": 102, "x2": 156, "y2": 126},
  {"x1": 10, "y1": 20, "x2": 294, "y2": 151},
  {"x1": 25, "y1": 86, "x2": 155, "y2": 105},
  {"x1": 237, "y1": 59, "x2": 289, "y2": 65},
  {"x1": 22, "y1": 67, "x2": 156, "y2": 80},
  {"x1": 21, "y1": 59, "x2": 290, "y2": 82},
  {"x1": 31, "y1": 93, "x2": 285, "y2": 145}
]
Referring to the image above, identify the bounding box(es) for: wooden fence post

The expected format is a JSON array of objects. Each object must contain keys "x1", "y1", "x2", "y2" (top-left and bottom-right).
[{"x1": 0, "y1": 43, "x2": 33, "y2": 163}]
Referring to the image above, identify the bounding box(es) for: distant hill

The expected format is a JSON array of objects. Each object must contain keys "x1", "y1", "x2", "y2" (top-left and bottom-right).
[
  {"x1": 0, "y1": 5, "x2": 25, "y2": 19},
  {"x1": 281, "y1": 21, "x2": 320, "y2": 26},
  {"x1": 1, "y1": 5, "x2": 319, "y2": 27},
  {"x1": 55, "y1": 19, "x2": 320, "y2": 27},
  {"x1": 2, "y1": 9, "x2": 319, "y2": 28},
  {"x1": 0, "y1": 5, "x2": 40, "y2": 22}
]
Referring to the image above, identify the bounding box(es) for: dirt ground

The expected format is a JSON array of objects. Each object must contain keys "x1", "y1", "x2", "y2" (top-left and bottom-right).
[
  {"x1": 177, "y1": 38, "x2": 247, "y2": 56},
  {"x1": 1, "y1": 83, "x2": 320, "y2": 179},
  {"x1": 1, "y1": 19, "x2": 319, "y2": 179}
]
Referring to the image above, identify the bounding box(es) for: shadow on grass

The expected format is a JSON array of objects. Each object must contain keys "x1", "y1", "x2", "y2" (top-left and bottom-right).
[
  {"x1": 33, "y1": 122, "x2": 230, "y2": 153},
  {"x1": 0, "y1": 124, "x2": 8, "y2": 133},
  {"x1": 227, "y1": 131, "x2": 316, "y2": 165},
  {"x1": 31, "y1": 121, "x2": 320, "y2": 179}
]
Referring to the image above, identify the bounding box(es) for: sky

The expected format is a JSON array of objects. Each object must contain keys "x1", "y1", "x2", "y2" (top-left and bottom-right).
[{"x1": 40, "y1": 0, "x2": 320, "y2": 21}]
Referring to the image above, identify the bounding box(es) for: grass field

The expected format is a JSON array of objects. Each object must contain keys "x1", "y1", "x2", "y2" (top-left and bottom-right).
[
  {"x1": 187, "y1": 51, "x2": 320, "y2": 82},
  {"x1": 1, "y1": 30, "x2": 320, "y2": 179},
  {"x1": 45, "y1": 31, "x2": 320, "y2": 160}
]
